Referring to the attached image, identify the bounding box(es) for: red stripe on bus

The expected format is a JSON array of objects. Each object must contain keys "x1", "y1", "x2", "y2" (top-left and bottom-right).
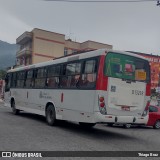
[
  {"x1": 96, "y1": 54, "x2": 108, "y2": 91},
  {"x1": 146, "y1": 83, "x2": 151, "y2": 96}
]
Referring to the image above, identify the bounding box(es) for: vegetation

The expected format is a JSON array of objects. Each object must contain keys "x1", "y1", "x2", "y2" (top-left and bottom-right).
[
  {"x1": 0, "y1": 70, "x2": 6, "y2": 79},
  {"x1": 0, "y1": 40, "x2": 17, "y2": 69}
]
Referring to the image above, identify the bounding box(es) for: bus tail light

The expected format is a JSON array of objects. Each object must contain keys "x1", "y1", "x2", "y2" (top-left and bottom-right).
[
  {"x1": 100, "y1": 102, "x2": 105, "y2": 108},
  {"x1": 98, "y1": 96, "x2": 107, "y2": 115},
  {"x1": 142, "y1": 100, "x2": 150, "y2": 117},
  {"x1": 99, "y1": 97, "x2": 104, "y2": 102}
]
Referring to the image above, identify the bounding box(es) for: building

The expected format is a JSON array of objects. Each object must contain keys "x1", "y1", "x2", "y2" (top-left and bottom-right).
[
  {"x1": 16, "y1": 28, "x2": 112, "y2": 66},
  {"x1": 130, "y1": 51, "x2": 160, "y2": 90}
]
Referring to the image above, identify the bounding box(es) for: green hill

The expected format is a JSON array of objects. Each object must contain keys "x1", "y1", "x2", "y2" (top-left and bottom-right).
[{"x1": 0, "y1": 40, "x2": 17, "y2": 69}]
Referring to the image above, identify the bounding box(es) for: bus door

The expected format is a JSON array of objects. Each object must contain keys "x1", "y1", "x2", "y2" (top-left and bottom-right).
[{"x1": 4, "y1": 73, "x2": 11, "y2": 104}]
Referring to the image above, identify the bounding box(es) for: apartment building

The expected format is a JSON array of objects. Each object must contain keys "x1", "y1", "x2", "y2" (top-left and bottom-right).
[
  {"x1": 131, "y1": 51, "x2": 160, "y2": 90},
  {"x1": 16, "y1": 28, "x2": 113, "y2": 66}
]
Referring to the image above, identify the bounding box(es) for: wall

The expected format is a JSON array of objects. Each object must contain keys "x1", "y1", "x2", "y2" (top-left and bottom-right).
[{"x1": 32, "y1": 29, "x2": 65, "y2": 64}]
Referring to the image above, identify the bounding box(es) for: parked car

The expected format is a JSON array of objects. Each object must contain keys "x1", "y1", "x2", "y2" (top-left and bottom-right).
[
  {"x1": 107, "y1": 105, "x2": 160, "y2": 129},
  {"x1": 147, "y1": 105, "x2": 160, "y2": 129},
  {"x1": 107, "y1": 115, "x2": 148, "y2": 129}
]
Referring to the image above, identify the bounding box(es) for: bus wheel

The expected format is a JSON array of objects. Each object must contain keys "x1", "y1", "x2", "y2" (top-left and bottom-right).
[
  {"x1": 46, "y1": 104, "x2": 56, "y2": 126},
  {"x1": 11, "y1": 100, "x2": 20, "y2": 115},
  {"x1": 153, "y1": 120, "x2": 160, "y2": 129},
  {"x1": 79, "y1": 122, "x2": 96, "y2": 128}
]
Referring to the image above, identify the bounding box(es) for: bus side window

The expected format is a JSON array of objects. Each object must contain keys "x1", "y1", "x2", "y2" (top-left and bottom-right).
[
  {"x1": 47, "y1": 65, "x2": 60, "y2": 88},
  {"x1": 80, "y1": 59, "x2": 97, "y2": 89},
  {"x1": 16, "y1": 71, "x2": 26, "y2": 88},
  {"x1": 61, "y1": 62, "x2": 81, "y2": 88},
  {"x1": 11, "y1": 73, "x2": 17, "y2": 88},
  {"x1": 34, "y1": 68, "x2": 47, "y2": 88},
  {"x1": 25, "y1": 70, "x2": 34, "y2": 88},
  {"x1": 71, "y1": 75, "x2": 81, "y2": 88},
  {"x1": 60, "y1": 76, "x2": 68, "y2": 88},
  {"x1": 60, "y1": 64, "x2": 68, "y2": 88}
]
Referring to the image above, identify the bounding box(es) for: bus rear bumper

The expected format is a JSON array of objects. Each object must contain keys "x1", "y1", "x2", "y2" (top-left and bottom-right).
[
  {"x1": 94, "y1": 112, "x2": 147, "y2": 124},
  {"x1": 132, "y1": 115, "x2": 148, "y2": 125}
]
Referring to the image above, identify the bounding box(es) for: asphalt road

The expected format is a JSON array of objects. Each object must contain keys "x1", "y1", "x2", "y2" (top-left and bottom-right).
[{"x1": 0, "y1": 102, "x2": 160, "y2": 160}]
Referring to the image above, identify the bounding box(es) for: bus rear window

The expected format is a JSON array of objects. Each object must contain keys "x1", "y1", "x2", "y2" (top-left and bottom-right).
[{"x1": 104, "y1": 52, "x2": 150, "y2": 82}]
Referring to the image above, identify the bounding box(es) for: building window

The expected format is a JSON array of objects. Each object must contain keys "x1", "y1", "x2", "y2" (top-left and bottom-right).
[
  {"x1": 72, "y1": 50, "x2": 77, "y2": 54},
  {"x1": 16, "y1": 58, "x2": 20, "y2": 65},
  {"x1": 20, "y1": 57, "x2": 25, "y2": 65},
  {"x1": 28, "y1": 57, "x2": 31, "y2": 65},
  {"x1": 64, "y1": 48, "x2": 68, "y2": 56}
]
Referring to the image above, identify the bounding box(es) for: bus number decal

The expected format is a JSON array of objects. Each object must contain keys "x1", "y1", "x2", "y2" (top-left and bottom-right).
[{"x1": 132, "y1": 90, "x2": 144, "y2": 96}]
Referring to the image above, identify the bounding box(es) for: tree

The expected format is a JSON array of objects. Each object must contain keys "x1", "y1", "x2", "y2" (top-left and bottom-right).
[{"x1": 0, "y1": 70, "x2": 6, "y2": 79}]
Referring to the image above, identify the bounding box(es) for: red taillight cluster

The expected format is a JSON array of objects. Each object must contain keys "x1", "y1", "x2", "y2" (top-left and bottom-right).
[
  {"x1": 100, "y1": 103, "x2": 105, "y2": 108},
  {"x1": 99, "y1": 96, "x2": 105, "y2": 108},
  {"x1": 98, "y1": 96, "x2": 107, "y2": 115},
  {"x1": 99, "y1": 97, "x2": 104, "y2": 102}
]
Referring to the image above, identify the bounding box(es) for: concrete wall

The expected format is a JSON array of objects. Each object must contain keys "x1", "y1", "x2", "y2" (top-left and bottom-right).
[
  {"x1": 32, "y1": 28, "x2": 65, "y2": 63},
  {"x1": 80, "y1": 41, "x2": 113, "y2": 50}
]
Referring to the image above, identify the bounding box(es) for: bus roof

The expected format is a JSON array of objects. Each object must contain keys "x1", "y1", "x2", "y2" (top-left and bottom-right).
[{"x1": 8, "y1": 49, "x2": 148, "y2": 73}]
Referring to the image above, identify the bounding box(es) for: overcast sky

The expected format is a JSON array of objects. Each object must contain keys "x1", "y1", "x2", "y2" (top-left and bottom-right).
[{"x1": 0, "y1": 0, "x2": 159, "y2": 54}]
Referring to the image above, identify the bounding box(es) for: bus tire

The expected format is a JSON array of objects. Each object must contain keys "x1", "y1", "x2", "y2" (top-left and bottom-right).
[
  {"x1": 11, "y1": 100, "x2": 20, "y2": 115},
  {"x1": 46, "y1": 104, "x2": 56, "y2": 126},
  {"x1": 153, "y1": 120, "x2": 160, "y2": 129},
  {"x1": 79, "y1": 122, "x2": 96, "y2": 128}
]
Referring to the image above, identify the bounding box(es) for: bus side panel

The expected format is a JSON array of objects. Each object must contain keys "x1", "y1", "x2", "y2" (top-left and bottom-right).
[
  {"x1": 15, "y1": 89, "x2": 96, "y2": 123},
  {"x1": 4, "y1": 91, "x2": 11, "y2": 107},
  {"x1": 58, "y1": 90, "x2": 96, "y2": 122},
  {"x1": 11, "y1": 89, "x2": 28, "y2": 110}
]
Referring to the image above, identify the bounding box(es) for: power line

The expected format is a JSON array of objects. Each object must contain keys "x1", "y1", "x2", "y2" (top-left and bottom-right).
[{"x1": 45, "y1": 0, "x2": 157, "y2": 3}]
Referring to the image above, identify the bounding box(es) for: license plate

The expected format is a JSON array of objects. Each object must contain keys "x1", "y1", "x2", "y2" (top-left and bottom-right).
[{"x1": 121, "y1": 106, "x2": 130, "y2": 111}]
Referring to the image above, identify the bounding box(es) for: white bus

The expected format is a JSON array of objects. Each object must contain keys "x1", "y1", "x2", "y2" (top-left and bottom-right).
[{"x1": 4, "y1": 49, "x2": 151, "y2": 127}]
